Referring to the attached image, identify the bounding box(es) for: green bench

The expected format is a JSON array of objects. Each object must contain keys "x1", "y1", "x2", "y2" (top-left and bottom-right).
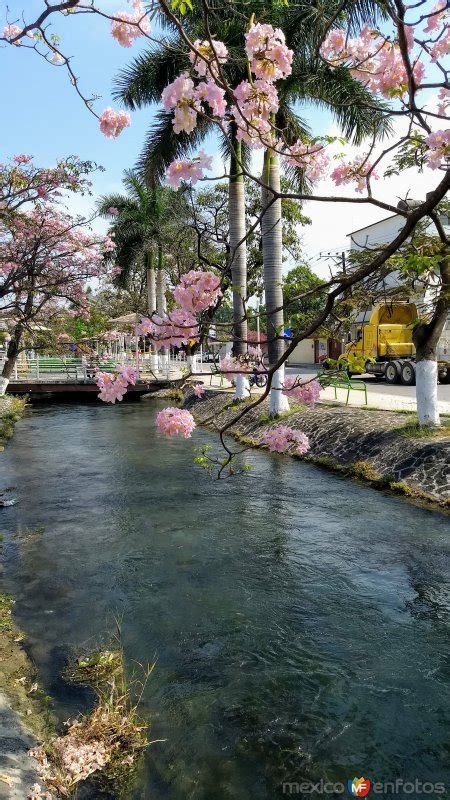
[{"x1": 318, "y1": 370, "x2": 367, "y2": 406}]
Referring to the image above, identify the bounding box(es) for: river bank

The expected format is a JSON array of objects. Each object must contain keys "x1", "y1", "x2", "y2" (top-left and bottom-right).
[
  {"x1": 178, "y1": 387, "x2": 450, "y2": 510},
  {"x1": 0, "y1": 396, "x2": 47, "y2": 798}
]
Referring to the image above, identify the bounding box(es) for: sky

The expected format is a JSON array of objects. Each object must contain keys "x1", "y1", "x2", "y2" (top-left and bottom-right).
[{"x1": 1, "y1": 0, "x2": 444, "y2": 280}]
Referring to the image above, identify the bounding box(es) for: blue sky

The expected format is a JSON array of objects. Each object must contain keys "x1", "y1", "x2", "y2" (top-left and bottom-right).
[{"x1": 2, "y1": 1, "x2": 444, "y2": 276}]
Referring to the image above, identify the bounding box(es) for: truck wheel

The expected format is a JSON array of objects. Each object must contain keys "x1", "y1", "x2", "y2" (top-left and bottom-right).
[
  {"x1": 439, "y1": 367, "x2": 450, "y2": 384},
  {"x1": 400, "y1": 361, "x2": 416, "y2": 386},
  {"x1": 385, "y1": 362, "x2": 400, "y2": 384}
]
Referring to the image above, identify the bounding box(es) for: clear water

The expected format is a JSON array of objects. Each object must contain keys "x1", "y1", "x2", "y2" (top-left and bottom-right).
[{"x1": 0, "y1": 401, "x2": 449, "y2": 799}]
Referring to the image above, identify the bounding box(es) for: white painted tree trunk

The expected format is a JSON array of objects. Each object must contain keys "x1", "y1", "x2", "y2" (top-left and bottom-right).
[
  {"x1": 261, "y1": 150, "x2": 289, "y2": 416},
  {"x1": 146, "y1": 264, "x2": 156, "y2": 318},
  {"x1": 0, "y1": 377, "x2": 9, "y2": 396},
  {"x1": 235, "y1": 374, "x2": 250, "y2": 399},
  {"x1": 146, "y1": 253, "x2": 158, "y2": 370},
  {"x1": 416, "y1": 359, "x2": 440, "y2": 426},
  {"x1": 268, "y1": 364, "x2": 288, "y2": 416},
  {"x1": 156, "y1": 265, "x2": 168, "y2": 371},
  {"x1": 229, "y1": 140, "x2": 249, "y2": 401},
  {"x1": 187, "y1": 354, "x2": 198, "y2": 373}
]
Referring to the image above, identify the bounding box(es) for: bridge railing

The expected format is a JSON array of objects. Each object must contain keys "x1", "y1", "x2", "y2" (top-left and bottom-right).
[{"x1": 2, "y1": 354, "x2": 185, "y2": 382}]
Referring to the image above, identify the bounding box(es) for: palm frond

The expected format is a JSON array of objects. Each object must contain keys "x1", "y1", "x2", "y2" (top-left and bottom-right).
[
  {"x1": 113, "y1": 38, "x2": 188, "y2": 109},
  {"x1": 97, "y1": 193, "x2": 139, "y2": 217},
  {"x1": 136, "y1": 109, "x2": 212, "y2": 184}
]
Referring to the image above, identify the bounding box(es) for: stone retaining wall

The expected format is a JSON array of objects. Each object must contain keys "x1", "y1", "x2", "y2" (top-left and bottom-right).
[{"x1": 181, "y1": 390, "x2": 449, "y2": 508}]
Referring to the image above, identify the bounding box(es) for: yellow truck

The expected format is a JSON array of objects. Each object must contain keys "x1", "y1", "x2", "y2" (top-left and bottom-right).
[{"x1": 345, "y1": 303, "x2": 450, "y2": 385}]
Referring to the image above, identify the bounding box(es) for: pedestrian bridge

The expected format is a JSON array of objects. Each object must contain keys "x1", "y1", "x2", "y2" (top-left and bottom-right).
[{"x1": 4, "y1": 355, "x2": 182, "y2": 399}]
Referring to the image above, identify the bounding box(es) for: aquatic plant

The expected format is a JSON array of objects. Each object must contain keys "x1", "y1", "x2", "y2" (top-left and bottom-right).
[{"x1": 29, "y1": 627, "x2": 157, "y2": 798}]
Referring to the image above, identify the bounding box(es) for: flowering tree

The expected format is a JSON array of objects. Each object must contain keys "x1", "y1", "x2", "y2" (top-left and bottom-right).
[
  {"x1": 2, "y1": 1, "x2": 450, "y2": 443},
  {"x1": 141, "y1": 0, "x2": 449, "y2": 432},
  {"x1": 0, "y1": 204, "x2": 109, "y2": 392},
  {"x1": 0, "y1": 153, "x2": 99, "y2": 218}
]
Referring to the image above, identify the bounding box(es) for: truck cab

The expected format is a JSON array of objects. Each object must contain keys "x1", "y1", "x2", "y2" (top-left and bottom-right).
[{"x1": 345, "y1": 303, "x2": 450, "y2": 384}]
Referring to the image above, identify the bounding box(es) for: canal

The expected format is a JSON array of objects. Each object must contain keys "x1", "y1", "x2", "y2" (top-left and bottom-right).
[{"x1": 0, "y1": 401, "x2": 449, "y2": 798}]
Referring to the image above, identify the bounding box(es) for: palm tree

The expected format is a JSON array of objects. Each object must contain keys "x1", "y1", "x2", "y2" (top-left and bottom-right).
[
  {"x1": 98, "y1": 171, "x2": 176, "y2": 370},
  {"x1": 113, "y1": 1, "x2": 387, "y2": 402}
]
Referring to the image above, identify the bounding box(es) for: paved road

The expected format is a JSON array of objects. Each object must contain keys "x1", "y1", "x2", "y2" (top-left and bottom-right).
[
  {"x1": 195, "y1": 363, "x2": 450, "y2": 414},
  {"x1": 284, "y1": 364, "x2": 450, "y2": 403},
  {"x1": 195, "y1": 361, "x2": 450, "y2": 407}
]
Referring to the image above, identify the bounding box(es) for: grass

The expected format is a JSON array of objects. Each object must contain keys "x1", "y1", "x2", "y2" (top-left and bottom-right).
[
  {"x1": 223, "y1": 397, "x2": 255, "y2": 411},
  {"x1": 396, "y1": 419, "x2": 450, "y2": 439},
  {"x1": 31, "y1": 624, "x2": 155, "y2": 798},
  {"x1": 0, "y1": 591, "x2": 54, "y2": 740},
  {"x1": 164, "y1": 387, "x2": 184, "y2": 403},
  {"x1": 0, "y1": 396, "x2": 26, "y2": 449},
  {"x1": 256, "y1": 404, "x2": 303, "y2": 426},
  {"x1": 0, "y1": 592, "x2": 15, "y2": 634}
]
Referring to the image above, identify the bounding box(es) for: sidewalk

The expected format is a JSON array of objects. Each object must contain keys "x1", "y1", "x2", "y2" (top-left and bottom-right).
[
  {"x1": 319, "y1": 385, "x2": 450, "y2": 415},
  {"x1": 190, "y1": 372, "x2": 450, "y2": 416}
]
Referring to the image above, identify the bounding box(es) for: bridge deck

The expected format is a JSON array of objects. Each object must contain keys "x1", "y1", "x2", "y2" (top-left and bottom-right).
[{"x1": 6, "y1": 378, "x2": 168, "y2": 398}]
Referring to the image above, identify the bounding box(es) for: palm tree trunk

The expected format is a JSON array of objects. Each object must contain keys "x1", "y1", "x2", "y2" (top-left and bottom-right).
[
  {"x1": 261, "y1": 148, "x2": 289, "y2": 416},
  {"x1": 146, "y1": 248, "x2": 158, "y2": 371},
  {"x1": 156, "y1": 244, "x2": 169, "y2": 373},
  {"x1": 229, "y1": 135, "x2": 249, "y2": 399}
]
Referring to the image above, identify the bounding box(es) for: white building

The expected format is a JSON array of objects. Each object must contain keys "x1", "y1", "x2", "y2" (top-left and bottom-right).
[{"x1": 347, "y1": 200, "x2": 450, "y2": 328}]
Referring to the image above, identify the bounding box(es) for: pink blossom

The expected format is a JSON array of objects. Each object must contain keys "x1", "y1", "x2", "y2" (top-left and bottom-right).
[
  {"x1": 136, "y1": 309, "x2": 199, "y2": 348},
  {"x1": 173, "y1": 270, "x2": 222, "y2": 312},
  {"x1": 194, "y1": 81, "x2": 227, "y2": 117},
  {"x1": 118, "y1": 364, "x2": 138, "y2": 384},
  {"x1": 219, "y1": 349, "x2": 264, "y2": 381},
  {"x1": 437, "y1": 87, "x2": 450, "y2": 116},
  {"x1": 424, "y1": 1, "x2": 447, "y2": 33},
  {"x1": 424, "y1": 128, "x2": 450, "y2": 169},
  {"x1": 162, "y1": 72, "x2": 195, "y2": 110},
  {"x1": 173, "y1": 104, "x2": 198, "y2": 135},
  {"x1": 283, "y1": 141, "x2": 329, "y2": 184},
  {"x1": 245, "y1": 23, "x2": 293, "y2": 81},
  {"x1": 331, "y1": 156, "x2": 378, "y2": 193},
  {"x1": 234, "y1": 79, "x2": 279, "y2": 119},
  {"x1": 13, "y1": 154, "x2": 33, "y2": 164},
  {"x1": 320, "y1": 28, "x2": 347, "y2": 61},
  {"x1": 262, "y1": 425, "x2": 310, "y2": 455},
  {"x1": 219, "y1": 354, "x2": 238, "y2": 382},
  {"x1": 96, "y1": 362, "x2": 137, "y2": 403},
  {"x1": 404, "y1": 25, "x2": 415, "y2": 50},
  {"x1": 189, "y1": 39, "x2": 228, "y2": 78},
  {"x1": 282, "y1": 376, "x2": 321, "y2": 405},
  {"x1": 111, "y1": 2, "x2": 150, "y2": 47},
  {"x1": 430, "y1": 26, "x2": 450, "y2": 61},
  {"x1": 99, "y1": 108, "x2": 131, "y2": 139},
  {"x1": 193, "y1": 383, "x2": 205, "y2": 397},
  {"x1": 166, "y1": 151, "x2": 213, "y2": 188},
  {"x1": 107, "y1": 206, "x2": 119, "y2": 216},
  {"x1": 103, "y1": 234, "x2": 116, "y2": 252},
  {"x1": 162, "y1": 72, "x2": 199, "y2": 133},
  {"x1": 3, "y1": 24, "x2": 22, "y2": 42},
  {"x1": 231, "y1": 105, "x2": 275, "y2": 148},
  {"x1": 320, "y1": 26, "x2": 424, "y2": 98},
  {"x1": 231, "y1": 80, "x2": 279, "y2": 147},
  {"x1": 156, "y1": 407, "x2": 196, "y2": 438}
]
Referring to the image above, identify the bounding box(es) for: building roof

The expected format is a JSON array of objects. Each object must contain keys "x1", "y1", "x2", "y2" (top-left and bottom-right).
[{"x1": 347, "y1": 213, "x2": 399, "y2": 237}]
